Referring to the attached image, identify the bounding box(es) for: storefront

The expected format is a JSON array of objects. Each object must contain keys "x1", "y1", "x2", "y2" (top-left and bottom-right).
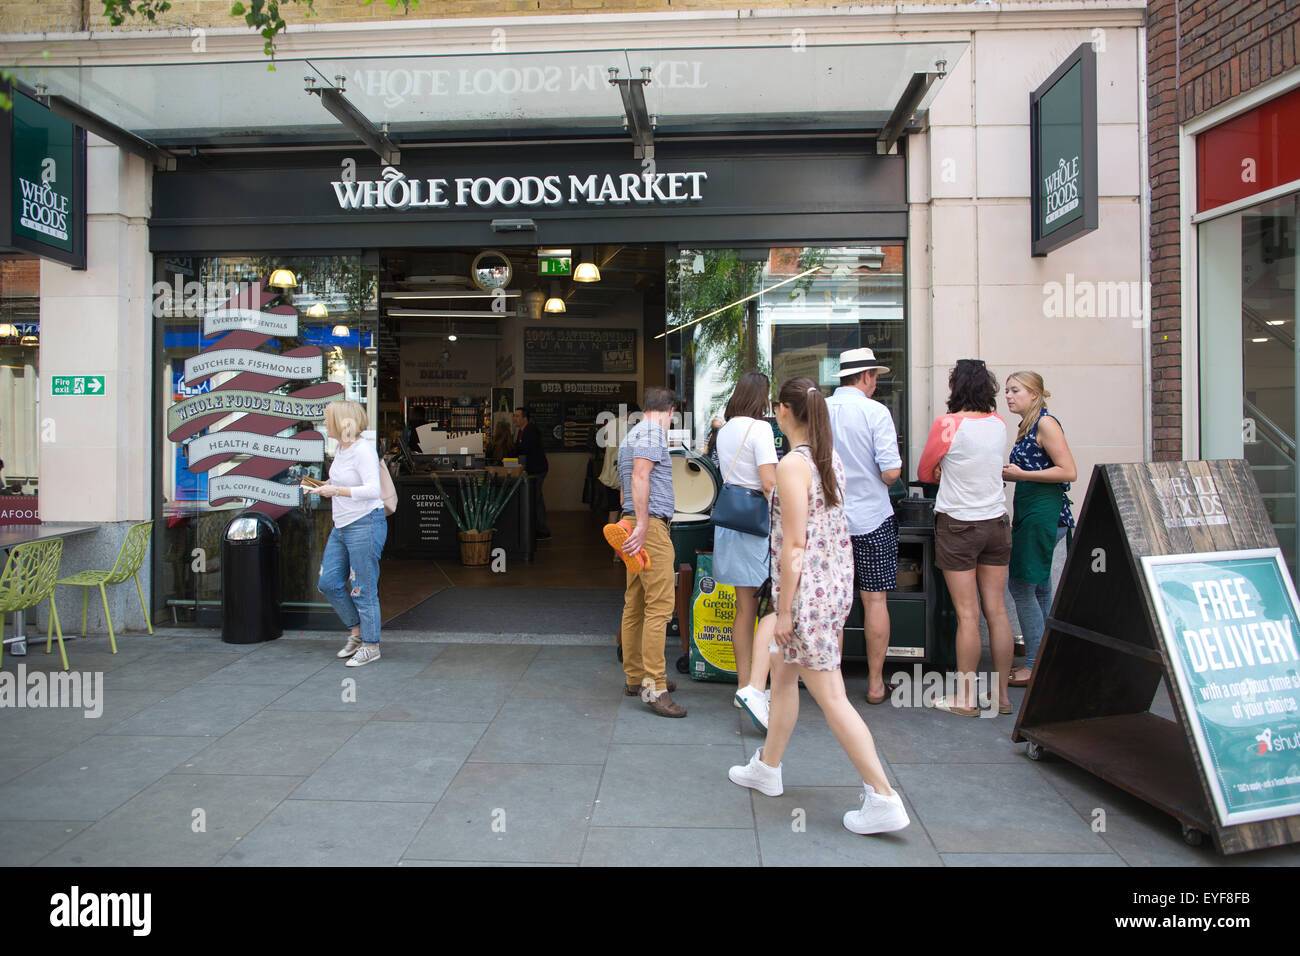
[{"x1": 0, "y1": 2, "x2": 1149, "y2": 637}]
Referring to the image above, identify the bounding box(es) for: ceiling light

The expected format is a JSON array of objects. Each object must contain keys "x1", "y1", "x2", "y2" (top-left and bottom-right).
[
  {"x1": 1251, "y1": 337, "x2": 1269, "y2": 343},
  {"x1": 20, "y1": 335, "x2": 38, "y2": 347},
  {"x1": 268, "y1": 269, "x2": 298, "y2": 289},
  {"x1": 574, "y1": 246, "x2": 600, "y2": 283},
  {"x1": 331, "y1": 324, "x2": 350, "y2": 336},
  {"x1": 544, "y1": 280, "x2": 566, "y2": 313},
  {"x1": 0, "y1": 324, "x2": 18, "y2": 338},
  {"x1": 308, "y1": 303, "x2": 330, "y2": 318},
  {"x1": 1267, "y1": 320, "x2": 1287, "y2": 326}
]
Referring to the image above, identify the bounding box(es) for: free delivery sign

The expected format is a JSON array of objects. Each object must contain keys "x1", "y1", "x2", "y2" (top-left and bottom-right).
[
  {"x1": 0, "y1": 82, "x2": 86, "y2": 268},
  {"x1": 1142, "y1": 549, "x2": 1300, "y2": 827}
]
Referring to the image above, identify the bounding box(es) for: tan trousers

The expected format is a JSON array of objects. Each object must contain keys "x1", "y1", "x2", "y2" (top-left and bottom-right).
[{"x1": 620, "y1": 516, "x2": 675, "y2": 691}]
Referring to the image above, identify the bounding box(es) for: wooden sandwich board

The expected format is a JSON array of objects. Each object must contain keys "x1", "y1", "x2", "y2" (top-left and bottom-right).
[{"x1": 1013, "y1": 459, "x2": 1300, "y2": 854}]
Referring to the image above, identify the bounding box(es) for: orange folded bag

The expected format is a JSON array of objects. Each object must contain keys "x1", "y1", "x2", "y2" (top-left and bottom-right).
[{"x1": 603, "y1": 519, "x2": 651, "y2": 574}]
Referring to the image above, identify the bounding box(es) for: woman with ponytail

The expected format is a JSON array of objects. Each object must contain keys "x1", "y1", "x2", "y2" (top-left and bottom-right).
[
  {"x1": 727, "y1": 377, "x2": 909, "y2": 835},
  {"x1": 1003, "y1": 371, "x2": 1076, "y2": 686}
]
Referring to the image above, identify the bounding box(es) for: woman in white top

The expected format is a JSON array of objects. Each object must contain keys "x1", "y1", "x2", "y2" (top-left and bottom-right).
[
  {"x1": 713, "y1": 373, "x2": 779, "y2": 731},
  {"x1": 917, "y1": 360, "x2": 1014, "y2": 716},
  {"x1": 303, "y1": 400, "x2": 389, "y2": 667}
]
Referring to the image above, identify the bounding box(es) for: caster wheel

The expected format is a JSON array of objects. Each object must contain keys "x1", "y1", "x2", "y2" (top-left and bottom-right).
[
  {"x1": 675, "y1": 654, "x2": 689, "y2": 674},
  {"x1": 1181, "y1": 824, "x2": 1205, "y2": 847},
  {"x1": 1025, "y1": 742, "x2": 1043, "y2": 761},
  {"x1": 616, "y1": 646, "x2": 623, "y2": 662}
]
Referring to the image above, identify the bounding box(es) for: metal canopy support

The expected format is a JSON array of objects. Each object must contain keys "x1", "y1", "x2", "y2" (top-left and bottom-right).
[
  {"x1": 608, "y1": 68, "x2": 655, "y2": 160},
  {"x1": 305, "y1": 75, "x2": 400, "y2": 166},
  {"x1": 876, "y1": 60, "x2": 948, "y2": 155},
  {"x1": 36, "y1": 91, "x2": 176, "y2": 171}
]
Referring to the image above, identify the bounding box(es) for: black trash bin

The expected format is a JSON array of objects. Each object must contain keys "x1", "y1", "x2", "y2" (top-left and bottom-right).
[{"x1": 221, "y1": 511, "x2": 282, "y2": 644}]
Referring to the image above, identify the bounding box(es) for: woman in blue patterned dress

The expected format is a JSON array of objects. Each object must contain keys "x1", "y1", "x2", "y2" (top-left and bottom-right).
[
  {"x1": 1002, "y1": 371, "x2": 1076, "y2": 687},
  {"x1": 726, "y1": 377, "x2": 909, "y2": 835}
]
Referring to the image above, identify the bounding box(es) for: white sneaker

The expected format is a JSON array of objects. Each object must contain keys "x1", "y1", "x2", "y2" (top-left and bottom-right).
[
  {"x1": 843, "y1": 784, "x2": 910, "y2": 835},
  {"x1": 337, "y1": 633, "x2": 363, "y2": 659},
  {"x1": 346, "y1": 644, "x2": 381, "y2": 667},
  {"x1": 734, "y1": 686, "x2": 770, "y2": 733},
  {"x1": 728, "y1": 748, "x2": 783, "y2": 796}
]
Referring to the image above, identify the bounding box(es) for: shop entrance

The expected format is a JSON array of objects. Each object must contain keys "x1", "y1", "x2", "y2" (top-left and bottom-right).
[{"x1": 377, "y1": 244, "x2": 665, "y2": 631}]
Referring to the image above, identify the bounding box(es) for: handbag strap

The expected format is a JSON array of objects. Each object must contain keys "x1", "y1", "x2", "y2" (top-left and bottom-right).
[{"x1": 723, "y1": 419, "x2": 759, "y2": 485}]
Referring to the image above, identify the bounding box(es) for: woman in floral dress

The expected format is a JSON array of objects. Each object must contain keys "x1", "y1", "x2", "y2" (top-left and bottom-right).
[{"x1": 727, "y1": 377, "x2": 909, "y2": 835}]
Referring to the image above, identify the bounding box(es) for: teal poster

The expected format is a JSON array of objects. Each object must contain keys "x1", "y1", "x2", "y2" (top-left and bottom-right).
[{"x1": 1143, "y1": 549, "x2": 1300, "y2": 826}]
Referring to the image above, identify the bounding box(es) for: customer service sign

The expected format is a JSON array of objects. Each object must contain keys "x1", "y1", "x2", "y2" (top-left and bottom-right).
[{"x1": 1142, "y1": 549, "x2": 1300, "y2": 826}]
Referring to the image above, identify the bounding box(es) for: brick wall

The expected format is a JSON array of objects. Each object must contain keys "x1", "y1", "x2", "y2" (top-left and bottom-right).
[
  {"x1": 0, "y1": 0, "x2": 973, "y2": 34},
  {"x1": 1147, "y1": 0, "x2": 1300, "y2": 460}
]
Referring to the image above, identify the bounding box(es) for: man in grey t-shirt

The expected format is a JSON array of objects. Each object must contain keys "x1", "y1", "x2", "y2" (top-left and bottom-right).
[{"x1": 617, "y1": 386, "x2": 686, "y2": 718}]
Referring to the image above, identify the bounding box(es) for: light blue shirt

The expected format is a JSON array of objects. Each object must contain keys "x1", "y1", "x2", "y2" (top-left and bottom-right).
[{"x1": 825, "y1": 385, "x2": 901, "y2": 535}]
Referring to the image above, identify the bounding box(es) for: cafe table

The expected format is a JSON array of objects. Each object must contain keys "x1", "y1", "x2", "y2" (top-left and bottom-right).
[{"x1": 0, "y1": 522, "x2": 98, "y2": 657}]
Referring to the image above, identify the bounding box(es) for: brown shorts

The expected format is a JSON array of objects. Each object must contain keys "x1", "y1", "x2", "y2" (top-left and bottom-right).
[{"x1": 934, "y1": 512, "x2": 1012, "y2": 571}]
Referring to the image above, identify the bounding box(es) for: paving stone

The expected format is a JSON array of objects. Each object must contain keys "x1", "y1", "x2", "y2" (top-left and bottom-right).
[
  {"x1": 469, "y1": 698, "x2": 616, "y2": 764},
  {"x1": 37, "y1": 774, "x2": 303, "y2": 866},
  {"x1": 97, "y1": 652, "x2": 243, "y2": 693},
  {"x1": 404, "y1": 763, "x2": 600, "y2": 864},
  {"x1": 103, "y1": 683, "x2": 289, "y2": 737},
  {"x1": 372, "y1": 679, "x2": 513, "y2": 723},
  {"x1": 593, "y1": 743, "x2": 751, "y2": 829},
  {"x1": 739, "y1": 717, "x2": 897, "y2": 789},
  {"x1": 941, "y1": 852, "x2": 1127, "y2": 866},
  {"x1": 266, "y1": 662, "x2": 428, "y2": 713},
  {"x1": 511, "y1": 656, "x2": 631, "y2": 699},
  {"x1": 196, "y1": 652, "x2": 333, "y2": 687},
  {"x1": 293, "y1": 721, "x2": 487, "y2": 803},
  {"x1": 0, "y1": 735, "x2": 208, "y2": 821},
  {"x1": 581, "y1": 827, "x2": 760, "y2": 866},
  {"x1": 219, "y1": 799, "x2": 433, "y2": 867},
  {"x1": 178, "y1": 711, "x2": 368, "y2": 777},
  {"x1": 612, "y1": 681, "x2": 743, "y2": 746},
  {"x1": 416, "y1": 644, "x2": 539, "y2": 680},
  {"x1": 892, "y1": 762, "x2": 1110, "y2": 854},
  {"x1": 0, "y1": 821, "x2": 92, "y2": 866}
]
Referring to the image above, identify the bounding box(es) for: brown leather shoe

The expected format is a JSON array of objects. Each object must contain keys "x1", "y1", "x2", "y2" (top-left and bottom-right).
[
  {"x1": 625, "y1": 680, "x2": 676, "y2": 696},
  {"x1": 647, "y1": 691, "x2": 687, "y2": 718}
]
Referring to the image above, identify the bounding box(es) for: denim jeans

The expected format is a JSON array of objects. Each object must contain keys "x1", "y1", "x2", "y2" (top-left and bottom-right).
[
  {"x1": 318, "y1": 508, "x2": 387, "y2": 645},
  {"x1": 1009, "y1": 525, "x2": 1068, "y2": 670}
]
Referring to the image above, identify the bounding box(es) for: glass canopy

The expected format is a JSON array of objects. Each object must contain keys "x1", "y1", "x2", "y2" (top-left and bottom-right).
[{"x1": 7, "y1": 41, "x2": 966, "y2": 144}]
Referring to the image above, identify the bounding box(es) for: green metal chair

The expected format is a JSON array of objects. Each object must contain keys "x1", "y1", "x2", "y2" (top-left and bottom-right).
[
  {"x1": 0, "y1": 537, "x2": 67, "y2": 670},
  {"x1": 56, "y1": 520, "x2": 154, "y2": 652}
]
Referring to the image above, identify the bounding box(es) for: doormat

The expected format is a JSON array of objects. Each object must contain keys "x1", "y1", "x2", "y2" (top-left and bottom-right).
[{"x1": 384, "y1": 586, "x2": 627, "y2": 635}]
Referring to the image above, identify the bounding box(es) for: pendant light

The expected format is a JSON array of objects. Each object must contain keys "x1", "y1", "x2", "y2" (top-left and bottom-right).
[
  {"x1": 268, "y1": 269, "x2": 298, "y2": 289},
  {"x1": 544, "y1": 280, "x2": 566, "y2": 314},
  {"x1": 573, "y1": 246, "x2": 600, "y2": 283},
  {"x1": 308, "y1": 303, "x2": 330, "y2": 318},
  {"x1": 331, "y1": 324, "x2": 350, "y2": 337}
]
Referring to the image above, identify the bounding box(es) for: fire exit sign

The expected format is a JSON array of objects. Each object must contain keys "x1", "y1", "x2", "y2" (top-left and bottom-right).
[
  {"x1": 52, "y1": 375, "x2": 105, "y2": 396},
  {"x1": 539, "y1": 257, "x2": 571, "y2": 276}
]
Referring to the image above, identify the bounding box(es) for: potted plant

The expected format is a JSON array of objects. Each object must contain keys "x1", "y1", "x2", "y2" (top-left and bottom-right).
[{"x1": 431, "y1": 473, "x2": 525, "y2": 567}]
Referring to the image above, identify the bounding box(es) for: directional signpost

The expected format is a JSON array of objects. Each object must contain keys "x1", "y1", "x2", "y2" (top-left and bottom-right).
[{"x1": 51, "y1": 375, "x2": 105, "y2": 396}]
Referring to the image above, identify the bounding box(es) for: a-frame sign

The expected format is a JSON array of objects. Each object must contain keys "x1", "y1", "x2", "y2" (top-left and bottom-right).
[{"x1": 1013, "y1": 459, "x2": 1300, "y2": 854}]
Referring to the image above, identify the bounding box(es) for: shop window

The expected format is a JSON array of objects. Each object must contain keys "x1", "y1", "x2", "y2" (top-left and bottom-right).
[
  {"x1": 0, "y1": 258, "x2": 40, "y2": 502},
  {"x1": 1199, "y1": 195, "x2": 1299, "y2": 580},
  {"x1": 155, "y1": 255, "x2": 378, "y2": 625},
  {"x1": 666, "y1": 245, "x2": 907, "y2": 469}
]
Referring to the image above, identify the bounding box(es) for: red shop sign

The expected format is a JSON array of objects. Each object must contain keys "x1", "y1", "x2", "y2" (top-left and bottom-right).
[
  {"x1": 0, "y1": 494, "x2": 40, "y2": 525},
  {"x1": 1197, "y1": 86, "x2": 1300, "y2": 213}
]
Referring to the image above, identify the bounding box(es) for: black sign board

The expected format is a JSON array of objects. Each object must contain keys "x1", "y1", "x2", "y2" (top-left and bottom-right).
[
  {"x1": 1014, "y1": 459, "x2": 1300, "y2": 855},
  {"x1": 1029, "y1": 44, "x2": 1098, "y2": 257},
  {"x1": 523, "y1": 379, "x2": 639, "y2": 451},
  {"x1": 0, "y1": 82, "x2": 87, "y2": 269},
  {"x1": 524, "y1": 327, "x2": 636, "y2": 374}
]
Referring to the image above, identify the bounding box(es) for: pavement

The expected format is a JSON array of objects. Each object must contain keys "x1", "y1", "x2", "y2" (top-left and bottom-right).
[{"x1": 3, "y1": 626, "x2": 1300, "y2": 867}]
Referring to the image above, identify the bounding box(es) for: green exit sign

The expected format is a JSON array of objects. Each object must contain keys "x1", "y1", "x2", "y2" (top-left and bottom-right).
[
  {"x1": 52, "y1": 375, "x2": 105, "y2": 396},
  {"x1": 540, "y1": 257, "x2": 571, "y2": 276}
]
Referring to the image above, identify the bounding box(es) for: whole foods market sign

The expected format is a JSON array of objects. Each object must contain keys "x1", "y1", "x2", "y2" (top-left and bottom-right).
[
  {"x1": 1029, "y1": 44, "x2": 1098, "y2": 257},
  {"x1": 1142, "y1": 549, "x2": 1300, "y2": 827},
  {"x1": 0, "y1": 82, "x2": 86, "y2": 269}
]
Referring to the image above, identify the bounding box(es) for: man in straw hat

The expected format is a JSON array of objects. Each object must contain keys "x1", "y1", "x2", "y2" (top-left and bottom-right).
[{"x1": 826, "y1": 348, "x2": 902, "y2": 706}]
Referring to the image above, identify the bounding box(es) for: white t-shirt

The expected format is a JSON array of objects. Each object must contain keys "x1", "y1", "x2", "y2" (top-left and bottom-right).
[
  {"x1": 715, "y1": 417, "x2": 778, "y2": 491},
  {"x1": 327, "y1": 438, "x2": 386, "y2": 528},
  {"x1": 918, "y1": 414, "x2": 1008, "y2": 522}
]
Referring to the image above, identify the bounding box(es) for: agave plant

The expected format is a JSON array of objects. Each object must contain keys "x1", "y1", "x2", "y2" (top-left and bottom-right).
[{"x1": 431, "y1": 473, "x2": 524, "y2": 534}]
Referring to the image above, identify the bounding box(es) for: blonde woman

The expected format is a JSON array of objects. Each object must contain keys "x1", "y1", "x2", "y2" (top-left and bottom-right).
[
  {"x1": 304, "y1": 400, "x2": 388, "y2": 667},
  {"x1": 1002, "y1": 372, "x2": 1076, "y2": 686}
]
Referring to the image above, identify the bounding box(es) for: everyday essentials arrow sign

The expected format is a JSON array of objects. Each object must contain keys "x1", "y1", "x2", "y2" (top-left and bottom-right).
[{"x1": 51, "y1": 375, "x2": 105, "y2": 396}]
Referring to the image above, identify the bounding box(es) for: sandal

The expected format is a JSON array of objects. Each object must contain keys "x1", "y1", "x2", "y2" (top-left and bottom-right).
[
  {"x1": 929, "y1": 696, "x2": 979, "y2": 718},
  {"x1": 603, "y1": 520, "x2": 650, "y2": 574},
  {"x1": 1008, "y1": 668, "x2": 1032, "y2": 688}
]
